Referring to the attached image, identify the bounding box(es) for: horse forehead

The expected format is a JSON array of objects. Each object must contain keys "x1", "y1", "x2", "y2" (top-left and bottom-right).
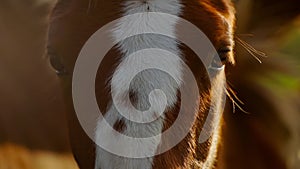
[
  {"x1": 48, "y1": 0, "x2": 236, "y2": 57},
  {"x1": 52, "y1": 0, "x2": 234, "y2": 13},
  {"x1": 50, "y1": 0, "x2": 235, "y2": 24}
]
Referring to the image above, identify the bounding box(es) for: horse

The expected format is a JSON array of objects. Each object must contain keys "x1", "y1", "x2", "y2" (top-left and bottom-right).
[
  {"x1": 0, "y1": 0, "x2": 298, "y2": 168},
  {"x1": 47, "y1": 0, "x2": 235, "y2": 168}
]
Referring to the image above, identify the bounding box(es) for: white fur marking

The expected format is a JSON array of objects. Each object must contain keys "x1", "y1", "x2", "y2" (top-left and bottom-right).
[{"x1": 95, "y1": 1, "x2": 183, "y2": 169}]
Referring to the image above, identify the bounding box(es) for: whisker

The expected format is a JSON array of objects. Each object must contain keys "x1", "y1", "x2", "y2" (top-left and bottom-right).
[
  {"x1": 235, "y1": 37, "x2": 267, "y2": 64},
  {"x1": 236, "y1": 40, "x2": 262, "y2": 63},
  {"x1": 227, "y1": 85, "x2": 245, "y2": 105},
  {"x1": 237, "y1": 37, "x2": 267, "y2": 57},
  {"x1": 225, "y1": 83, "x2": 249, "y2": 114},
  {"x1": 226, "y1": 90, "x2": 249, "y2": 114}
]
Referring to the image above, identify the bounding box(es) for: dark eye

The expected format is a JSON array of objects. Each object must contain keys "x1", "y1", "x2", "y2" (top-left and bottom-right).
[
  {"x1": 47, "y1": 49, "x2": 67, "y2": 76},
  {"x1": 218, "y1": 46, "x2": 231, "y2": 62},
  {"x1": 210, "y1": 46, "x2": 232, "y2": 69}
]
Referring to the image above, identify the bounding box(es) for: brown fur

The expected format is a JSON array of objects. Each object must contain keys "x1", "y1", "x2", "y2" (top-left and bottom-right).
[
  {"x1": 47, "y1": 0, "x2": 236, "y2": 168},
  {"x1": 1, "y1": 0, "x2": 298, "y2": 169}
]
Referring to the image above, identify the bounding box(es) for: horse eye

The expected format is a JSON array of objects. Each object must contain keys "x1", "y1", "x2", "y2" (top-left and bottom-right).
[
  {"x1": 209, "y1": 46, "x2": 232, "y2": 70},
  {"x1": 48, "y1": 51, "x2": 67, "y2": 76},
  {"x1": 218, "y1": 46, "x2": 232, "y2": 62}
]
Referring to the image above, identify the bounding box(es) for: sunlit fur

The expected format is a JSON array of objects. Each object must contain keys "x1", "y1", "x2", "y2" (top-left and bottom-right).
[{"x1": 48, "y1": 0, "x2": 236, "y2": 169}]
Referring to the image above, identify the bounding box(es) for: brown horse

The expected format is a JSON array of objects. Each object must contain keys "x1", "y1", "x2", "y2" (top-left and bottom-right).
[
  {"x1": 48, "y1": 0, "x2": 235, "y2": 169},
  {"x1": 0, "y1": 0, "x2": 298, "y2": 169}
]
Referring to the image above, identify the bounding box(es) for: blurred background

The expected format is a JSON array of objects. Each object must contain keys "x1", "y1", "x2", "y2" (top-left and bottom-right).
[
  {"x1": 0, "y1": 0, "x2": 76, "y2": 169},
  {"x1": 0, "y1": 0, "x2": 299, "y2": 169}
]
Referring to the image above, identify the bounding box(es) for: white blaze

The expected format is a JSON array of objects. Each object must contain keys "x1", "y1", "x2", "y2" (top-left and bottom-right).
[{"x1": 95, "y1": 1, "x2": 183, "y2": 169}]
